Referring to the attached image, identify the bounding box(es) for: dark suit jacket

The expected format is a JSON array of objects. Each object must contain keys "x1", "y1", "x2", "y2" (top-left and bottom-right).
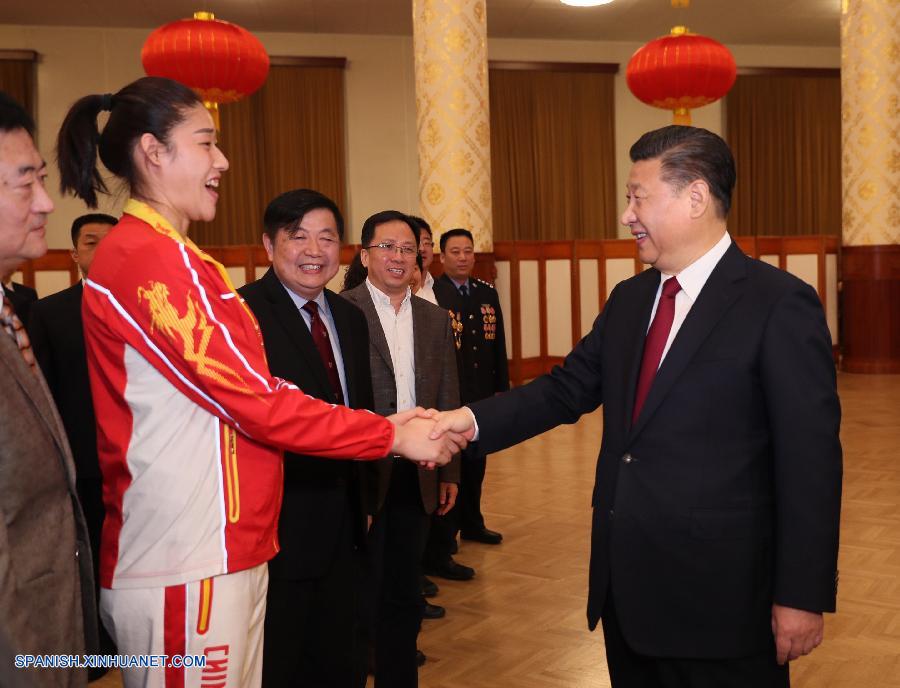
[
  {"x1": 29, "y1": 282, "x2": 102, "y2": 482},
  {"x1": 238, "y1": 269, "x2": 374, "y2": 580},
  {"x1": 0, "y1": 317, "x2": 98, "y2": 686},
  {"x1": 434, "y1": 274, "x2": 509, "y2": 403},
  {"x1": 470, "y1": 243, "x2": 842, "y2": 659},
  {"x1": 341, "y1": 283, "x2": 461, "y2": 514},
  {"x1": 5, "y1": 281, "x2": 37, "y2": 326}
]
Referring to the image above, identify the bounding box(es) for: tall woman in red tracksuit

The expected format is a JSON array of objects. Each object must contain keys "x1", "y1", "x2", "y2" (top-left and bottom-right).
[{"x1": 56, "y1": 76, "x2": 458, "y2": 688}]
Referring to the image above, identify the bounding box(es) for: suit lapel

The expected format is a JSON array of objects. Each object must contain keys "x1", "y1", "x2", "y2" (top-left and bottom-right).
[
  {"x1": 326, "y1": 289, "x2": 357, "y2": 406},
  {"x1": 0, "y1": 333, "x2": 71, "y2": 467},
  {"x1": 628, "y1": 244, "x2": 748, "y2": 441},
  {"x1": 261, "y1": 268, "x2": 334, "y2": 399},
  {"x1": 411, "y1": 297, "x2": 428, "y2": 406},
  {"x1": 348, "y1": 284, "x2": 394, "y2": 375}
]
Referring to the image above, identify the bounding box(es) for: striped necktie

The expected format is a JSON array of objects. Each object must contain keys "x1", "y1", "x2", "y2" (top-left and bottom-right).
[{"x1": 1, "y1": 294, "x2": 37, "y2": 373}]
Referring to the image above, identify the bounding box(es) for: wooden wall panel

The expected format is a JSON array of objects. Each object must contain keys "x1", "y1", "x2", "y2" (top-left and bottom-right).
[{"x1": 20, "y1": 236, "x2": 842, "y2": 384}]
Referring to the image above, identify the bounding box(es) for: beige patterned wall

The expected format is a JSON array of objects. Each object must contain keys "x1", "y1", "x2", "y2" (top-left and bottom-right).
[
  {"x1": 413, "y1": 0, "x2": 493, "y2": 251},
  {"x1": 841, "y1": 0, "x2": 900, "y2": 246}
]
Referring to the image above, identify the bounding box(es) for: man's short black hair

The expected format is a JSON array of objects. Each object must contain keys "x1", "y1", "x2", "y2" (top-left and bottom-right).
[
  {"x1": 360, "y1": 210, "x2": 419, "y2": 249},
  {"x1": 439, "y1": 228, "x2": 474, "y2": 253},
  {"x1": 0, "y1": 91, "x2": 34, "y2": 137},
  {"x1": 71, "y1": 213, "x2": 117, "y2": 247},
  {"x1": 263, "y1": 189, "x2": 345, "y2": 243},
  {"x1": 408, "y1": 215, "x2": 432, "y2": 238},
  {"x1": 629, "y1": 125, "x2": 736, "y2": 218}
]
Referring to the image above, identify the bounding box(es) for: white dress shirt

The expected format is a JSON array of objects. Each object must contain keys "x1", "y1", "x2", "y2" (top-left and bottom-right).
[
  {"x1": 282, "y1": 284, "x2": 349, "y2": 405},
  {"x1": 417, "y1": 271, "x2": 437, "y2": 305},
  {"x1": 648, "y1": 232, "x2": 732, "y2": 367},
  {"x1": 365, "y1": 279, "x2": 416, "y2": 412}
]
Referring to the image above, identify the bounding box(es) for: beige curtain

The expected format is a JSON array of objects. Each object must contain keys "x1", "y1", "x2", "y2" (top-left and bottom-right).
[
  {"x1": 726, "y1": 73, "x2": 841, "y2": 236},
  {"x1": 0, "y1": 56, "x2": 36, "y2": 119},
  {"x1": 489, "y1": 68, "x2": 617, "y2": 240},
  {"x1": 193, "y1": 65, "x2": 347, "y2": 246}
]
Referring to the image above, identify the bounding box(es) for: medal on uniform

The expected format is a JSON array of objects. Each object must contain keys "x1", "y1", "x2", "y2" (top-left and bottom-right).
[
  {"x1": 449, "y1": 309, "x2": 464, "y2": 349},
  {"x1": 483, "y1": 305, "x2": 496, "y2": 340}
]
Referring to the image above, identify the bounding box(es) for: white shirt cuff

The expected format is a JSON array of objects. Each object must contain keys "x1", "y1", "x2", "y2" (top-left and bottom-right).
[{"x1": 464, "y1": 406, "x2": 480, "y2": 441}]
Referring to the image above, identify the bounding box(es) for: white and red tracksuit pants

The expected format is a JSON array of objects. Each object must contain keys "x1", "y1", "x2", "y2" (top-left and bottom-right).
[{"x1": 100, "y1": 564, "x2": 268, "y2": 688}]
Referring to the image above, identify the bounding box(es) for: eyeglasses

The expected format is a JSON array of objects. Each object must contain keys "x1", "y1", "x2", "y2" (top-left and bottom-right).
[{"x1": 364, "y1": 242, "x2": 419, "y2": 256}]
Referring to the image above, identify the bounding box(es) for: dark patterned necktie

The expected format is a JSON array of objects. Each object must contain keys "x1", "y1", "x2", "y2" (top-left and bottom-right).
[
  {"x1": 459, "y1": 283, "x2": 468, "y2": 297},
  {"x1": 1, "y1": 294, "x2": 37, "y2": 373},
  {"x1": 301, "y1": 301, "x2": 344, "y2": 405},
  {"x1": 632, "y1": 277, "x2": 681, "y2": 424}
]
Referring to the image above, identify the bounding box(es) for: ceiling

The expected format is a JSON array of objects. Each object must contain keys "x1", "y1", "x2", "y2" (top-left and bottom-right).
[{"x1": 0, "y1": 0, "x2": 841, "y2": 46}]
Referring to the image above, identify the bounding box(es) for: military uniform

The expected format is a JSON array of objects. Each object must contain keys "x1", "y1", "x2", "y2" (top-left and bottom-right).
[{"x1": 430, "y1": 273, "x2": 509, "y2": 543}]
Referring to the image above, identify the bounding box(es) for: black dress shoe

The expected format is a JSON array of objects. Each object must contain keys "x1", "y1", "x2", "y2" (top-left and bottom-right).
[
  {"x1": 417, "y1": 650, "x2": 427, "y2": 667},
  {"x1": 422, "y1": 575, "x2": 439, "y2": 598},
  {"x1": 461, "y1": 527, "x2": 503, "y2": 545},
  {"x1": 423, "y1": 601, "x2": 446, "y2": 619},
  {"x1": 424, "y1": 557, "x2": 475, "y2": 581}
]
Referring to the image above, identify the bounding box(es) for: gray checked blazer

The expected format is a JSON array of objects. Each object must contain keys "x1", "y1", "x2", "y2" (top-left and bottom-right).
[
  {"x1": 341, "y1": 284, "x2": 460, "y2": 514},
  {"x1": 0, "y1": 327, "x2": 98, "y2": 687}
]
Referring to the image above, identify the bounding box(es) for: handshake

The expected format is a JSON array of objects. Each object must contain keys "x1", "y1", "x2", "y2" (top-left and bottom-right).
[{"x1": 387, "y1": 407, "x2": 478, "y2": 468}]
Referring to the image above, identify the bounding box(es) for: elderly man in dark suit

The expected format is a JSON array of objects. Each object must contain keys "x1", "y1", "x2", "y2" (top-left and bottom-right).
[
  {"x1": 238, "y1": 189, "x2": 376, "y2": 688},
  {"x1": 0, "y1": 91, "x2": 97, "y2": 686},
  {"x1": 432, "y1": 126, "x2": 842, "y2": 688},
  {"x1": 342, "y1": 210, "x2": 460, "y2": 688}
]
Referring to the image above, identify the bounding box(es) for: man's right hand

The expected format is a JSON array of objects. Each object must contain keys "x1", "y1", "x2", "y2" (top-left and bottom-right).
[
  {"x1": 430, "y1": 407, "x2": 478, "y2": 441},
  {"x1": 388, "y1": 409, "x2": 468, "y2": 467}
]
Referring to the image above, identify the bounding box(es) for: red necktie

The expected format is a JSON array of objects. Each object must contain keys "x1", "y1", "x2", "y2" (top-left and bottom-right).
[
  {"x1": 302, "y1": 301, "x2": 344, "y2": 405},
  {"x1": 1, "y1": 294, "x2": 37, "y2": 374},
  {"x1": 632, "y1": 277, "x2": 681, "y2": 424}
]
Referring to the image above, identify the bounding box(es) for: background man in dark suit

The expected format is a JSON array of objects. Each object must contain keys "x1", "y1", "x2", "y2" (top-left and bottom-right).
[
  {"x1": 432, "y1": 126, "x2": 842, "y2": 687},
  {"x1": 238, "y1": 189, "x2": 374, "y2": 687},
  {"x1": 342, "y1": 210, "x2": 460, "y2": 687},
  {"x1": 424, "y1": 228, "x2": 509, "y2": 581},
  {"x1": 29, "y1": 212, "x2": 116, "y2": 675},
  {"x1": 0, "y1": 90, "x2": 97, "y2": 687}
]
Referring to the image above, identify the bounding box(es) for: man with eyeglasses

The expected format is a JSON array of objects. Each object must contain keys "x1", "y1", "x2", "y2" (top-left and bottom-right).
[{"x1": 342, "y1": 210, "x2": 461, "y2": 686}]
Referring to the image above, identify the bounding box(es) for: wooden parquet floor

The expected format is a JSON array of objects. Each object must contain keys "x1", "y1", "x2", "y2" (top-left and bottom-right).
[
  {"x1": 93, "y1": 373, "x2": 900, "y2": 687},
  {"x1": 416, "y1": 372, "x2": 900, "y2": 688}
]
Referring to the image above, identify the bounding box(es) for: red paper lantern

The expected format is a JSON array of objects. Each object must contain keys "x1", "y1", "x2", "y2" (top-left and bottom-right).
[
  {"x1": 626, "y1": 27, "x2": 736, "y2": 125},
  {"x1": 141, "y1": 11, "x2": 270, "y2": 128}
]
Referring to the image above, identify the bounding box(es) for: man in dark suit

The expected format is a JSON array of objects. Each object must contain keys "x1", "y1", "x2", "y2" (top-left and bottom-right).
[
  {"x1": 424, "y1": 228, "x2": 509, "y2": 581},
  {"x1": 342, "y1": 210, "x2": 460, "y2": 688},
  {"x1": 238, "y1": 189, "x2": 375, "y2": 688},
  {"x1": 29, "y1": 212, "x2": 116, "y2": 675},
  {"x1": 0, "y1": 90, "x2": 97, "y2": 687},
  {"x1": 1, "y1": 270, "x2": 37, "y2": 325},
  {"x1": 432, "y1": 126, "x2": 842, "y2": 687}
]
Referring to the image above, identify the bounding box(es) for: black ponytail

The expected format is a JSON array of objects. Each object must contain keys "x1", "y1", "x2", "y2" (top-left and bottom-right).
[
  {"x1": 57, "y1": 77, "x2": 202, "y2": 208},
  {"x1": 57, "y1": 94, "x2": 108, "y2": 208}
]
